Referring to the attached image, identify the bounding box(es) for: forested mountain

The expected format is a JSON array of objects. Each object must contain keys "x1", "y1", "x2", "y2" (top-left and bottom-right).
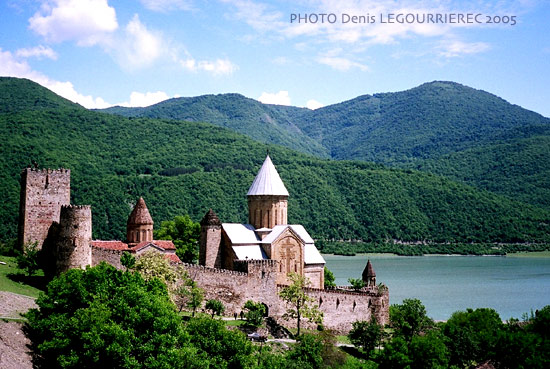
[
  {"x1": 102, "y1": 81, "x2": 550, "y2": 210},
  {"x1": 1, "y1": 77, "x2": 549, "y2": 246},
  {"x1": 102, "y1": 93, "x2": 328, "y2": 158}
]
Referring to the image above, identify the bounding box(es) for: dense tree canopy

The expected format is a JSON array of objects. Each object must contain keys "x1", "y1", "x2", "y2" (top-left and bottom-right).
[
  {"x1": 2, "y1": 77, "x2": 550, "y2": 255},
  {"x1": 155, "y1": 215, "x2": 200, "y2": 263},
  {"x1": 23, "y1": 263, "x2": 197, "y2": 369}
]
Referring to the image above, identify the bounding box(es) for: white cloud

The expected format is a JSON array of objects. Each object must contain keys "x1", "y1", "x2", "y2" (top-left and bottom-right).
[
  {"x1": 114, "y1": 14, "x2": 164, "y2": 70},
  {"x1": 118, "y1": 91, "x2": 172, "y2": 107},
  {"x1": 29, "y1": 0, "x2": 118, "y2": 46},
  {"x1": 306, "y1": 99, "x2": 324, "y2": 110},
  {"x1": 180, "y1": 58, "x2": 238, "y2": 75},
  {"x1": 318, "y1": 56, "x2": 368, "y2": 71},
  {"x1": 140, "y1": 0, "x2": 193, "y2": 12},
  {"x1": 16, "y1": 45, "x2": 58, "y2": 60},
  {"x1": 439, "y1": 40, "x2": 490, "y2": 57},
  {"x1": 258, "y1": 91, "x2": 291, "y2": 105},
  {"x1": 0, "y1": 48, "x2": 110, "y2": 109}
]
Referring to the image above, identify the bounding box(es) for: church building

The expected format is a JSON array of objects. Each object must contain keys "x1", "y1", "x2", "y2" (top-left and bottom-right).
[{"x1": 199, "y1": 155, "x2": 326, "y2": 288}]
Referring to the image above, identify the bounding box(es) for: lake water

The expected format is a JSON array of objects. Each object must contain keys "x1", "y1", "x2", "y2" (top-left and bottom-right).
[{"x1": 323, "y1": 254, "x2": 550, "y2": 321}]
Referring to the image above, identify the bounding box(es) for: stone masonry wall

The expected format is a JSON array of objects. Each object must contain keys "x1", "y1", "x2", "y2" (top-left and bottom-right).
[
  {"x1": 91, "y1": 247, "x2": 124, "y2": 269},
  {"x1": 55, "y1": 205, "x2": 92, "y2": 275},
  {"x1": 18, "y1": 168, "x2": 70, "y2": 249},
  {"x1": 92, "y1": 247, "x2": 389, "y2": 333},
  {"x1": 290, "y1": 286, "x2": 390, "y2": 333}
]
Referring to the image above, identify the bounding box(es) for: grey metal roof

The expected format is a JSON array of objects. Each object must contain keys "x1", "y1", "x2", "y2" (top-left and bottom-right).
[
  {"x1": 304, "y1": 244, "x2": 326, "y2": 265},
  {"x1": 247, "y1": 155, "x2": 289, "y2": 196},
  {"x1": 222, "y1": 223, "x2": 260, "y2": 244},
  {"x1": 223, "y1": 222, "x2": 325, "y2": 265},
  {"x1": 232, "y1": 245, "x2": 268, "y2": 260},
  {"x1": 261, "y1": 224, "x2": 314, "y2": 244}
]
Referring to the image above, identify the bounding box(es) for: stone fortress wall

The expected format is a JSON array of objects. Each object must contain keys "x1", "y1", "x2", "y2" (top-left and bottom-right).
[{"x1": 18, "y1": 166, "x2": 389, "y2": 333}]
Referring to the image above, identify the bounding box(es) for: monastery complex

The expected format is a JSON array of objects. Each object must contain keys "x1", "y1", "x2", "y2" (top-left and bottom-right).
[{"x1": 17, "y1": 156, "x2": 389, "y2": 332}]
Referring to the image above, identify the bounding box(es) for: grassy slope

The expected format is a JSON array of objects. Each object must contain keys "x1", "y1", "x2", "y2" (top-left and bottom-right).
[
  {"x1": 1, "y1": 77, "x2": 550, "y2": 247},
  {"x1": 0, "y1": 256, "x2": 42, "y2": 298}
]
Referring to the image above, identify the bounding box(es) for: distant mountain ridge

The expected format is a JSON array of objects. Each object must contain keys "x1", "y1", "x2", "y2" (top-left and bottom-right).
[
  {"x1": 101, "y1": 81, "x2": 550, "y2": 210},
  {"x1": 2, "y1": 76, "x2": 549, "y2": 247},
  {"x1": 102, "y1": 93, "x2": 328, "y2": 158}
]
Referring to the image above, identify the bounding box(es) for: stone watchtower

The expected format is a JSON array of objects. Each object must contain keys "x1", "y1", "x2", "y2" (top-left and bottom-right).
[
  {"x1": 362, "y1": 259, "x2": 376, "y2": 287},
  {"x1": 126, "y1": 197, "x2": 153, "y2": 246},
  {"x1": 247, "y1": 155, "x2": 289, "y2": 229},
  {"x1": 55, "y1": 205, "x2": 92, "y2": 275},
  {"x1": 199, "y1": 209, "x2": 222, "y2": 268},
  {"x1": 18, "y1": 168, "x2": 71, "y2": 249}
]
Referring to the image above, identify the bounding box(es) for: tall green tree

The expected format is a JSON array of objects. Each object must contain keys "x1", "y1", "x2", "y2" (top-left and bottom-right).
[
  {"x1": 442, "y1": 308, "x2": 503, "y2": 367},
  {"x1": 23, "y1": 262, "x2": 200, "y2": 369},
  {"x1": 16, "y1": 241, "x2": 41, "y2": 277},
  {"x1": 323, "y1": 266, "x2": 335, "y2": 288},
  {"x1": 348, "y1": 318, "x2": 383, "y2": 359},
  {"x1": 205, "y1": 299, "x2": 225, "y2": 318},
  {"x1": 390, "y1": 298, "x2": 433, "y2": 341},
  {"x1": 186, "y1": 317, "x2": 254, "y2": 369},
  {"x1": 155, "y1": 215, "x2": 200, "y2": 263},
  {"x1": 278, "y1": 273, "x2": 323, "y2": 337},
  {"x1": 243, "y1": 300, "x2": 266, "y2": 327},
  {"x1": 177, "y1": 277, "x2": 204, "y2": 316}
]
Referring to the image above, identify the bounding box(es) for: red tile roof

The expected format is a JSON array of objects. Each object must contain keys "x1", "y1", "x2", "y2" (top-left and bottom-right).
[
  {"x1": 164, "y1": 254, "x2": 181, "y2": 263},
  {"x1": 91, "y1": 240, "x2": 129, "y2": 250},
  {"x1": 130, "y1": 240, "x2": 176, "y2": 251}
]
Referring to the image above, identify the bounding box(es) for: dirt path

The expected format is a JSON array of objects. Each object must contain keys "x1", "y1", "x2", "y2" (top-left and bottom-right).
[{"x1": 0, "y1": 291, "x2": 36, "y2": 369}]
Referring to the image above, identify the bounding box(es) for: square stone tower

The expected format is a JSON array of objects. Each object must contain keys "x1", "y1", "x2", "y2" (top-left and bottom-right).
[{"x1": 18, "y1": 168, "x2": 71, "y2": 249}]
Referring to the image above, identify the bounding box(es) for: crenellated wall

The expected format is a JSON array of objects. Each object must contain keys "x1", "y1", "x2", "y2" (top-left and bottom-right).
[{"x1": 18, "y1": 168, "x2": 71, "y2": 249}]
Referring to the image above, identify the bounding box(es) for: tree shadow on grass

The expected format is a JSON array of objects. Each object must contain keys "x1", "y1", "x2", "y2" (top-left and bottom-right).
[
  {"x1": 7, "y1": 273, "x2": 48, "y2": 291},
  {"x1": 340, "y1": 345, "x2": 369, "y2": 360}
]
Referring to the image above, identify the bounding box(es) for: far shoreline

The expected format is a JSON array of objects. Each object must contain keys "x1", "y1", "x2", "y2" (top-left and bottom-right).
[{"x1": 322, "y1": 251, "x2": 550, "y2": 258}]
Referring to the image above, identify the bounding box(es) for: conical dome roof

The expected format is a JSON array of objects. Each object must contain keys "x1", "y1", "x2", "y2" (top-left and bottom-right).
[
  {"x1": 200, "y1": 209, "x2": 221, "y2": 226},
  {"x1": 127, "y1": 197, "x2": 154, "y2": 225},
  {"x1": 362, "y1": 259, "x2": 376, "y2": 280},
  {"x1": 247, "y1": 155, "x2": 289, "y2": 196}
]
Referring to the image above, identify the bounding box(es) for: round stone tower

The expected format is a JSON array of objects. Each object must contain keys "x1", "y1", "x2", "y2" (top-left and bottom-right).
[
  {"x1": 247, "y1": 155, "x2": 289, "y2": 229},
  {"x1": 199, "y1": 209, "x2": 222, "y2": 268},
  {"x1": 56, "y1": 205, "x2": 92, "y2": 275},
  {"x1": 127, "y1": 197, "x2": 154, "y2": 245}
]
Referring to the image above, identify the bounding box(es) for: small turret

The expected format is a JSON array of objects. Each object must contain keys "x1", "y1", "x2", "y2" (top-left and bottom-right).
[
  {"x1": 362, "y1": 259, "x2": 376, "y2": 287},
  {"x1": 199, "y1": 209, "x2": 222, "y2": 268},
  {"x1": 126, "y1": 197, "x2": 154, "y2": 245}
]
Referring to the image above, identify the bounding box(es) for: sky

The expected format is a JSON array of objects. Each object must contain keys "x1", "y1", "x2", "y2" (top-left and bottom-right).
[{"x1": 1, "y1": 0, "x2": 549, "y2": 117}]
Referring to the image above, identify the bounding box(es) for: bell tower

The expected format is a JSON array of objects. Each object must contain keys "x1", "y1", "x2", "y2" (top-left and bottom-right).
[
  {"x1": 247, "y1": 155, "x2": 289, "y2": 229},
  {"x1": 126, "y1": 197, "x2": 154, "y2": 245}
]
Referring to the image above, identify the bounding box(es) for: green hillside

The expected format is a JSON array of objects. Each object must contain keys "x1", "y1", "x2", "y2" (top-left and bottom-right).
[
  {"x1": 415, "y1": 132, "x2": 550, "y2": 208},
  {"x1": 102, "y1": 81, "x2": 550, "y2": 211},
  {"x1": 102, "y1": 94, "x2": 328, "y2": 158},
  {"x1": 1, "y1": 77, "x2": 549, "y2": 246}
]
